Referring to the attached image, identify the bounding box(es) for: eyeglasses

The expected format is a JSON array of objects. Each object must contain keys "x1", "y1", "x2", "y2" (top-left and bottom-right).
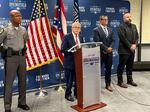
[
  {"x1": 72, "y1": 26, "x2": 81, "y2": 29},
  {"x1": 13, "y1": 15, "x2": 22, "y2": 18},
  {"x1": 101, "y1": 19, "x2": 108, "y2": 21}
]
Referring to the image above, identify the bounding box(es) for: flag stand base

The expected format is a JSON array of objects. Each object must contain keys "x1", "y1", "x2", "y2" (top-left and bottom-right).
[
  {"x1": 35, "y1": 88, "x2": 48, "y2": 97},
  {"x1": 55, "y1": 85, "x2": 65, "y2": 92}
]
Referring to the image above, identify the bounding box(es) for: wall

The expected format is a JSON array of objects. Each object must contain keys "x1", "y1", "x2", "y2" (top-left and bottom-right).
[
  {"x1": 0, "y1": 0, "x2": 130, "y2": 95},
  {"x1": 129, "y1": 0, "x2": 150, "y2": 61}
]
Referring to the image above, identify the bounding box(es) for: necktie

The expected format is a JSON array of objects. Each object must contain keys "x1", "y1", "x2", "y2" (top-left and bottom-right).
[
  {"x1": 75, "y1": 34, "x2": 78, "y2": 45},
  {"x1": 104, "y1": 27, "x2": 108, "y2": 37},
  {"x1": 75, "y1": 34, "x2": 79, "y2": 49}
]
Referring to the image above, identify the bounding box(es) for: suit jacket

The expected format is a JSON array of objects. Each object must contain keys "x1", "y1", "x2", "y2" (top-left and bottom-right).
[
  {"x1": 117, "y1": 23, "x2": 139, "y2": 54},
  {"x1": 61, "y1": 33, "x2": 83, "y2": 70},
  {"x1": 93, "y1": 25, "x2": 114, "y2": 54}
]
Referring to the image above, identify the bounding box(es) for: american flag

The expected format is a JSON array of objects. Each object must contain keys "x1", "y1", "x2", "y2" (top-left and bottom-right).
[
  {"x1": 73, "y1": 0, "x2": 80, "y2": 22},
  {"x1": 26, "y1": 0, "x2": 58, "y2": 70},
  {"x1": 52, "y1": 0, "x2": 67, "y2": 64}
]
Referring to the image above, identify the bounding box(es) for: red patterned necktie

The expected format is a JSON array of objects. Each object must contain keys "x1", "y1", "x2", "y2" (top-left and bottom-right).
[
  {"x1": 75, "y1": 34, "x2": 78, "y2": 45},
  {"x1": 75, "y1": 34, "x2": 79, "y2": 49}
]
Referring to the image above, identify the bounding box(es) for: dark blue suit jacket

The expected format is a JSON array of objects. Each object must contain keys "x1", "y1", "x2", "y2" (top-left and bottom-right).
[
  {"x1": 61, "y1": 33, "x2": 83, "y2": 70},
  {"x1": 93, "y1": 26, "x2": 114, "y2": 54}
]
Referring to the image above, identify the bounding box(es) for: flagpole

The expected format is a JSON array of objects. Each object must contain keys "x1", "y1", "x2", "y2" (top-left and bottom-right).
[
  {"x1": 35, "y1": 66, "x2": 48, "y2": 96},
  {"x1": 52, "y1": 0, "x2": 66, "y2": 92},
  {"x1": 54, "y1": 64, "x2": 65, "y2": 92},
  {"x1": 35, "y1": 0, "x2": 48, "y2": 96}
]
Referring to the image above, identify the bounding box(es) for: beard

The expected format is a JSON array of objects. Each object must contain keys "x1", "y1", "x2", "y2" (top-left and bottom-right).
[
  {"x1": 125, "y1": 19, "x2": 132, "y2": 25},
  {"x1": 126, "y1": 18, "x2": 132, "y2": 23}
]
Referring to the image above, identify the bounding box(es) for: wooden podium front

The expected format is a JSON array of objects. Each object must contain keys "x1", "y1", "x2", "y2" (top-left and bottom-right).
[{"x1": 71, "y1": 46, "x2": 106, "y2": 112}]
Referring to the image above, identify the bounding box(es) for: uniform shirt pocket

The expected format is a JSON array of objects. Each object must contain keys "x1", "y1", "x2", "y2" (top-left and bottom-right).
[{"x1": 7, "y1": 30, "x2": 16, "y2": 39}]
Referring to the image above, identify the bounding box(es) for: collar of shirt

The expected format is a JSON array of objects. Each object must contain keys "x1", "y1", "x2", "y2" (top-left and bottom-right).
[
  {"x1": 100, "y1": 24, "x2": 107, "y2": 29},
  {"x1": 100, "y1": 24, "x2": 109, "y2": 37},
  {"x1": 15, "y1": 27, "x2": 19, "y2": 30},
  {"x1": 9, "y1": 22, "x2": 20, "y2": 30},
  {"x1": 72, "y1": 32, "x2": 79, "y2": 41},
  {"x1": 72, "y1": 32, "x2": 81, "y2": 46}
]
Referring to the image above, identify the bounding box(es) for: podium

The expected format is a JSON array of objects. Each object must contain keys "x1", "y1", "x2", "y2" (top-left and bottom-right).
[{"x1": 69, "y1": 42, "x2": 106, "y2": 112}]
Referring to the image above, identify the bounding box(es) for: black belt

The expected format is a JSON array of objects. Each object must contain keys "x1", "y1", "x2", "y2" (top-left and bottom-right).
[{"x1": 12, "y1": 50, "x2": 23, "y2": 56}]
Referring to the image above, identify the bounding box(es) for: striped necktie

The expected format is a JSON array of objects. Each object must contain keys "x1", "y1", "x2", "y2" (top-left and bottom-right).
[{"x1": 104, "y1": 27, "x2": 108, "y2": 37}]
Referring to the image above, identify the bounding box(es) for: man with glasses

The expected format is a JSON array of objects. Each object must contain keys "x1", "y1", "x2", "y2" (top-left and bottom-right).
[
  {"x1": 61, "y1": 21, "x2": 83, "y2": 101},
  {"x1": 93, "y1": 15, "x2": 114, "y2": 92}
]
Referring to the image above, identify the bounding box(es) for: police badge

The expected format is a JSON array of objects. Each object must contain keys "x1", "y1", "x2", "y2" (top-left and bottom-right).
[{"x1": 0, "y1": 28, "x2": 4, "y2": 35}]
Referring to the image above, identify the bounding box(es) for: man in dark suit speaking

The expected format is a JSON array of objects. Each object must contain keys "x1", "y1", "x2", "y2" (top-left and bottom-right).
[
  {"x1": 117, "y1": 12, "x2": 139, "y2": 88},
  {"x1": 93, "y1": 15, "x2": 114, "y2": 92},
  {"x1": 61, "y1": 22, "x2": 83, "y2": 101}
]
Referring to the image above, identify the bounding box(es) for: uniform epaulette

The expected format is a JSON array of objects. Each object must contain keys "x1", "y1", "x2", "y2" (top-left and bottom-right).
[{"x1": 0, "y1": 28, "x2": 4, "y2": 34}]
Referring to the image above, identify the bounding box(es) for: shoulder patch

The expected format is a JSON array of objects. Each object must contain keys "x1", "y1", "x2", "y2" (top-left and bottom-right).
[{"x1": 0, "y1": 28, "x2": 4, "y2": 34}]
